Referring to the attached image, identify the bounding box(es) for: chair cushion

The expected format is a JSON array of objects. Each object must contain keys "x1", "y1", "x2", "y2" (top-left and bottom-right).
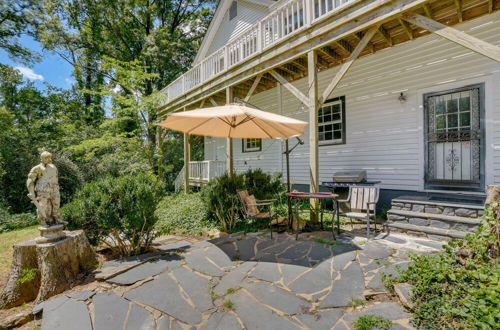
[
  {"x1": 341, "y1": 211, "x2": 375, "y2": 219},
  {"x1": 244, "y1": 195, "x2": 259, "y2": 216}
]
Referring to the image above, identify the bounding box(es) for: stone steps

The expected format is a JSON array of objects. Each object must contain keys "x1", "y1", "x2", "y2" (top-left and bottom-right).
[
  {"x1": 386, "y1": 195, "x2": 484, "y2": 240},
  {"x1": 384, "y1": 222, "x2": 467, "y2": 239}
]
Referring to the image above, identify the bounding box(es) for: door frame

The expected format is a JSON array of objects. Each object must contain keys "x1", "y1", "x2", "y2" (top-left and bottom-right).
[{"x1": 423, "y1": 83, "x2": 485, "y2": 192}]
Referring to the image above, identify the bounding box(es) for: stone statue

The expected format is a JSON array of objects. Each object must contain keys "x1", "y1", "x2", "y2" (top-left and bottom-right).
[{"x1": 26, "y1": 151, "x2": 62, "y2": 227}]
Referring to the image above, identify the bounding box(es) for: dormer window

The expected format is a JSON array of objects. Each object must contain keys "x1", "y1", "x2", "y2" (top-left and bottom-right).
[{"x1": 229, "y1": 1, "x2": 237, "y2": 20}]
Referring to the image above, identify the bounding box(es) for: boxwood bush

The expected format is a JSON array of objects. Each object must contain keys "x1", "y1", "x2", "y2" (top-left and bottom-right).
[
  {"x1": 0, "y1": 205, "x2": 37, "y2": 233},
  {"x1": 155, "y1": 193, "x2": 215, "y2": 235},
  {"x1": 201, "y1": 169, "x2": 285, "y2": 232},
  {"x1": 388, "y1": 202, "x2": 500, "y2": 329},
  {"x1": 62, "y1": 172, "x2": 164, "y2": 256}
]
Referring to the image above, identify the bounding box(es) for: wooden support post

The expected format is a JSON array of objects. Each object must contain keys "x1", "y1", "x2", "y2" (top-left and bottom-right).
[
  {"x1": 308, "y1": 50, "x2": 319, "y2": 223},
  {"x1": 269, "y1": 69, "x2": 310, "y2": 106},
  {"x1": 244, "y1": 74, "x2": 263, "y2": 101},
  {"x1": 489, "y1": 0, "x2": 493, "y2": 13},
  {"x1": 183, "y1": 135, "x2": 190, "y2": 193},
  {"x1": 404, "y1": 13, "x2": 500, "y2": 63},
  {"x1": 320, "y1": 27, "x2": 378, "y2": 105},
  {"x1": 454, "y1": 0, "x2": 463, "y2": 22},
  {"x1": 226, "y1": 87, "x2": 234, "y2": 176}
]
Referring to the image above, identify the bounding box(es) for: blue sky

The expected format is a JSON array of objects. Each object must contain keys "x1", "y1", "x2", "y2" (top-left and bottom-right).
[{"x1": 0, "y1": 35, "x2": 74, "y2": 90}]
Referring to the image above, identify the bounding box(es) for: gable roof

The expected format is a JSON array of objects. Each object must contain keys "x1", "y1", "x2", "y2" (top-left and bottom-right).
[{"x1": 194, "y1": 0, "x2": 275, "y2": 64}]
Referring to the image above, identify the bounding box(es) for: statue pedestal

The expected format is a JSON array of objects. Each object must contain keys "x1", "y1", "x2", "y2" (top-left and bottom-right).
[
  {"x1": 36, "y1": 224, "x2": 66, "y2": 244},
  {"x1": 0, "y1": 230, "x2": 97, "y2": 309}
]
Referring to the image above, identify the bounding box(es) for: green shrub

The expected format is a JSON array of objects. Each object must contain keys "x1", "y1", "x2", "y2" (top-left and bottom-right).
[
  {"x1": 390, "y1": 202, "x2": 500, "y2": 329},
  {"x1": 202, "y1": 173, "x2": 244, "y2": 232},
  {"x1": 0, "y1": 205, "x2": 37, "y2": 233},
  {"x1": 201, "y1": 169, "x2": 286, "y2": 233},
  {"x1": 353, "y1": 315, "x2": 392, "y2": 330},
  {"x1": 155, "y1": 193, "x2": 215, "y2": 235},
  {"x1": 62, "y1": 172, "x2": 164, "y2": 256}
]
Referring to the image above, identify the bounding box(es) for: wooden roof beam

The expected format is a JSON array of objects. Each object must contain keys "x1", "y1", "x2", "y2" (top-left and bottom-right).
[
  {"x1": 377, "y1": 26, "x2": 393, "y2": 46},
  {"x1": 454, "y1": 0, "x2": 463, "y2": 22},
  {"x1": 320, "y1": 27, "x2": 378, "y2": 105},
  {"x1": 352, "y1": 31, "x2": 375, "y2": 53},
  {"x1": 403, "y1": 13, "x2": 500, "y2": 62},
  {"x1": 244, "y1": 74, "x2": 262, "y2": 101},
  {"x1": 398, "y1": 18, "x2": 414, "y2": 40},
  {"x1": 334, "y1": 39, "x2": 353, "y2": 55},
  {"x1": 423, "y1": 4, "x2": 433, "y2": 19},
  {"x1": 292, "y1": 59, "x2": 308, "y2": 72},
  {"x1": 269, "y1": 69, "x2": 310, "y2": 106},
  {"x1": 317, "y1": 46, "x2": 343, "y2": 63}
]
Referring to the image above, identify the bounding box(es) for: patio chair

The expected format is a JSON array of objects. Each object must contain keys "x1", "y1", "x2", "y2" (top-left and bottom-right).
[
  {"x1": 338, "y1": 186, "x2": 379, "y2": 238},
  {"x1": 237, "y1": 189, "x2": 281, "y2": 238}
]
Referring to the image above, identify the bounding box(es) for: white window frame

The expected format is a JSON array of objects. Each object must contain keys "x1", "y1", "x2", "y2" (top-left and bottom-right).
[
  {"x1": 318, "y1": 96, "x2": 346, "y2": 146},
  {"x1": 242, "y1": 138, "x2": 262, "y2": 152}
]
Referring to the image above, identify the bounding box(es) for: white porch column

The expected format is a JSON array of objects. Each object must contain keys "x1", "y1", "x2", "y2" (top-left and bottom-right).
[
  {"x1": 183, "y1": 133, "x2": 190, "y2": 193},
  {"x1": 226, "y1": 87, "x2": 234, "y2": 176},
  {"x1": 308, "y1": 50, "x2": 319, "y2": 222}
]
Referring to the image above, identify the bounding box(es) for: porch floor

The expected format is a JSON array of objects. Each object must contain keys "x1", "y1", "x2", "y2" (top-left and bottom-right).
[{"x1": 34, "y1": 232, "x2": 443, "y2": 329}]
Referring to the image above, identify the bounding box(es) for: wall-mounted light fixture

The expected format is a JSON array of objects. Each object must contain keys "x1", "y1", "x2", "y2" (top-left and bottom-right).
[{"x1": 398, "y1": 92, "x2": 407, "y2": 103}]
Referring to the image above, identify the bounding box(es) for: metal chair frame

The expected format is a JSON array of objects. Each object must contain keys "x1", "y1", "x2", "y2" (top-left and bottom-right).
[{"x1": 237, "y1": 189, "x2": 278, "y2": 238}]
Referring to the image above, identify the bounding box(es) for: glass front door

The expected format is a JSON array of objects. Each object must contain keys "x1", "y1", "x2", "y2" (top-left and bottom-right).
[{"x1": 424, "y1": 85, "x2": 483, "y2": 190}]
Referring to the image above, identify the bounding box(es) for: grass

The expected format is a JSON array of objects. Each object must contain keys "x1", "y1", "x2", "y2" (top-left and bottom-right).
[
  {"x1": 223, "y1": 299, "x2": 234, "y2": 310},
  {"x1": 349, "y1": 298, "x2": 367, "y2": 308},
  {"x1": 312, "y1": 237, "x2": 340, "y2": 246},
  {"x1": 353, "y1": 315, "x2": 393, "y2": 330},
  {"x1": 0, "y1": 225, "x2": 39, "y2": 283}
]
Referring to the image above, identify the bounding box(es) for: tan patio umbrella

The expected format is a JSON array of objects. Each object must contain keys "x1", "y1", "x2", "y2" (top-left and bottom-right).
[{"x1": 158, "y1": 103, "x2": 307, "y2": 139}]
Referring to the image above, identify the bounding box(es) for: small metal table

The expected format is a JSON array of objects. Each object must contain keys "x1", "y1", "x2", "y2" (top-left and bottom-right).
[{"x1": 286, "y1": 192, "x2": 340, "y2": 240}]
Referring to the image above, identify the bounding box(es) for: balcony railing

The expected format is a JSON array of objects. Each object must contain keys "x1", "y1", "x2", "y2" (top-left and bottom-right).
[
  {"x1": 174, "y1": 160, "x2": 227, "y2": 191},
  {"x1": 163, "y1": 0, "x2": 356, "y2": 104}
]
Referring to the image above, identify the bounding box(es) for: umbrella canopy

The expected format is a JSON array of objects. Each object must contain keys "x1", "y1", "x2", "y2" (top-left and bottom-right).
[{"x1": 158, "y1": 104, "x2": 307, "y2": 139}]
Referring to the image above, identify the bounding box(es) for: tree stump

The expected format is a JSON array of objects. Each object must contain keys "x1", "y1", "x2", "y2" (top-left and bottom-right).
[{"x1": 0, "y1": 230, "x2": 97, "y2": 309}]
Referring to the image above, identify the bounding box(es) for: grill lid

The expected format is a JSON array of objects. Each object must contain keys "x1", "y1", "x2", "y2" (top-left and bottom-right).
[{"x1": 333, "y1": 170, "x2": 367, "y2": 183}]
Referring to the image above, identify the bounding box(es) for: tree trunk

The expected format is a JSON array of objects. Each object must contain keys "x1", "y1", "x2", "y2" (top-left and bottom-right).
[{"x1": 0, "y1": 230, "x2": 97, "y2": 309}]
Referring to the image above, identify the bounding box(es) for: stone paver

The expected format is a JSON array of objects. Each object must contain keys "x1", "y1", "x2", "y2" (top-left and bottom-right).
[
  {"x1": 231, "y1": 290, "x2": 301, "y2": 330},
  {"x1": 41, "y1": 298, "x2": 91, "y2": 330},
  {"x1": 202, "y1": 312, "x2": 243, "y2": 330},
  {"x1": 172, "y1": 267, "x2": 213, "y2": 312},
  {"x1": 320, "y1": 262, "x2": 365, "y2": 308},
  {"x1": 93, "y1": 293, "x2": 130, "y2": 330},
  {"x1": 107, "y1": 255, "x2": 182, "y2": 285},
  {"x1": 124, "y1": 273, "x2": 202, "y2": 325},
  {"x1": 39, "y1": 232, "x2": 439, "y2": 329},
  {"x1": 297, "y1": 309, "x2": 344, "y2": 329},
  {"x1": 242, "y1": 281, "x2": 311, "y2": 315},
  {"x1": 124, "y1": 303, "x2": 155, "y2": 330}
]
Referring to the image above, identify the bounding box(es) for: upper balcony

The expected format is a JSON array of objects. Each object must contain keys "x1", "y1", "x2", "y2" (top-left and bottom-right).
[
  {"x1": 162, "y1": 0, "x2": 359, "y2": 103},
  {"x1": 159, "y1": 0, "x2": 499, "y2": 114}
]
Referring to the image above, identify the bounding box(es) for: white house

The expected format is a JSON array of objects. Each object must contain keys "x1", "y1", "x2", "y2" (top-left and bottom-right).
[{"x1": 159, "y1": 0, "x2": 500, "y2": 239}]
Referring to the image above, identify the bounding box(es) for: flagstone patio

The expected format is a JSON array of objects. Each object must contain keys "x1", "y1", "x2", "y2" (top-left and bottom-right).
[{"x1": 34, "y1": 232, "x2": 442, "y2": 329}]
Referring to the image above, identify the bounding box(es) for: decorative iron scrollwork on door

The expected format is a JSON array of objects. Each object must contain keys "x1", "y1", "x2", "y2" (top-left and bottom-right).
[{"x1": 425, "y1": 87, "x2": 481, "y2": 186}]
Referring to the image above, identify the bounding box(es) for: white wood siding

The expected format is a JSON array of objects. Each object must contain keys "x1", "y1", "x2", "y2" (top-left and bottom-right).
[
  {"x1": 207, "y1": 1, "x2": 270, "y2": 55},
  {"x1": 205, "y1": 12, "x2": 500, "y2": 191}
]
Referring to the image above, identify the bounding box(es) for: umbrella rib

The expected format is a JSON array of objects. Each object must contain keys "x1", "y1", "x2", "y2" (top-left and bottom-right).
[
  {"x1": 186, "y1": 117, "x2": 214, "y2": 134},
  {"x1": 251, "y1": 119, "x2": 274, "y2": 139},
  {"x1": 255, "y1": 119, "x2": 291, "y2": 138}
]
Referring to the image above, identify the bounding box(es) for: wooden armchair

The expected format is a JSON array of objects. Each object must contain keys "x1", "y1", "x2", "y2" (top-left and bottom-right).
[
  {"x1": 237, "y1": 189, "x2": 280, "y2": 238},
  {"x1": 338, "y1": 186, "x2": 379, "y2": 238}
]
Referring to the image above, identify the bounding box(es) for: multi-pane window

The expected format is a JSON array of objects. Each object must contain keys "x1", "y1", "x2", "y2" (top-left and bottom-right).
[
  {"x1": 242, "y1": 138, "x2": 262, "y2": 152},
  {"x1": 318, "y1": 96, "x2": 345, "y2": 145},
  {"x1": 434, "y1": 91, "x2": 471, "y2": 133}
]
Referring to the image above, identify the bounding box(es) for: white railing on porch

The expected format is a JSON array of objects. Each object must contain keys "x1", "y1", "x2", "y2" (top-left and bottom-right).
[
  {"x1": 174, "y1": 160, "x2": 227, "y2": 192},
  {"x1": 163, "y1": 0, "x2": 356, "y2": 103}
]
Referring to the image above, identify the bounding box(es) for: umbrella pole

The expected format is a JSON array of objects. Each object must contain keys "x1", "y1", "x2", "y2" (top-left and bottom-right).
[{"x1": 286, "y1": 139, "x2": 292, "y2": 225}]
